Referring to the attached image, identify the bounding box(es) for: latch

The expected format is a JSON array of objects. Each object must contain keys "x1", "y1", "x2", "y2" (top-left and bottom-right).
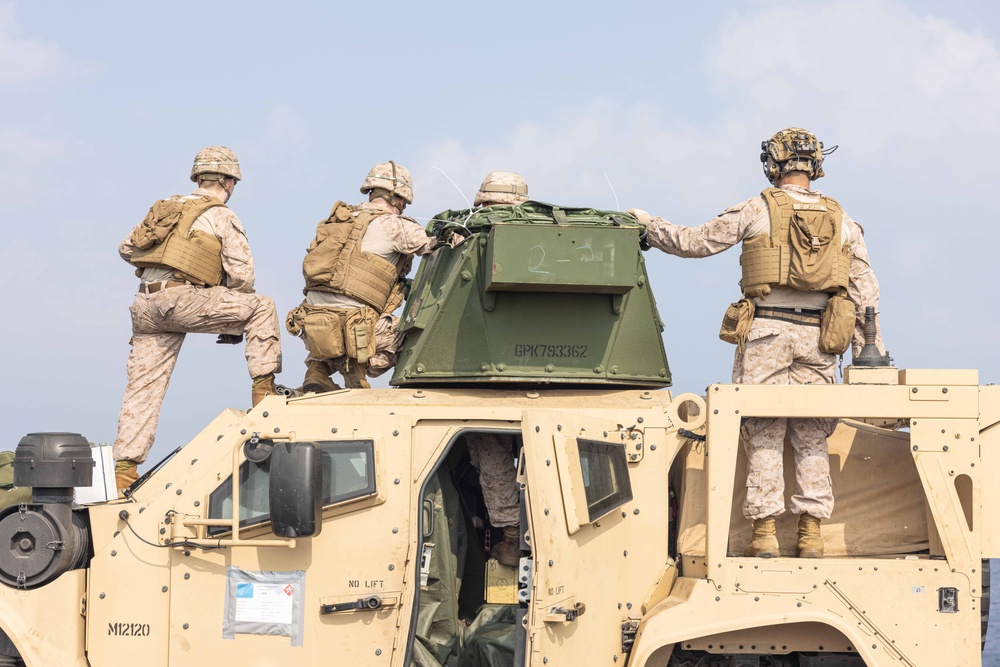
[
  {"x1": 517, "y1": 556, "x2": 532, "y2": 604},
  {"x1": 621, "y1": 620, "x2": 640, "y2": 653},
  {"x1": 542, "y1": 602, "x2": 586, "y2": 624},
  {"x1": 320, "y1": 594, "x2": 398, "y2": 615},
  {"x1": 938, "y1": 587, "x2": 959, "y2": 613},
  {"x1": 420, "y1": 542, "x2": 434, "y2": 588}
]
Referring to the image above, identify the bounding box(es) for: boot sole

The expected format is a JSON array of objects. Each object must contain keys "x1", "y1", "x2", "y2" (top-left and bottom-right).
[{"x1": 303, "y1": 382, "x2": 338, "y2": 394}]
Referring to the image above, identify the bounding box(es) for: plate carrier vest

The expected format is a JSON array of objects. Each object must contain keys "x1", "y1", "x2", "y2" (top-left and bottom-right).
[
  {"x1": 128, "y1": 195, "x2": 227, "y2": 286},
  {"x1": 302, "y1": 201, "x2": 408, "y2": 312},
  {"x1": 739, "y1": 188, "x2": 851, "y2": 298}
]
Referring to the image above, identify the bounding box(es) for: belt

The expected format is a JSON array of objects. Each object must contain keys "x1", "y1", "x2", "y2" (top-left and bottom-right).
[
  {"x1": 140, "y1": 280, "x2": 188, "y2": 294},
  {"x1": 756, "y1": 306, "x2": 822, "y2": 327}
]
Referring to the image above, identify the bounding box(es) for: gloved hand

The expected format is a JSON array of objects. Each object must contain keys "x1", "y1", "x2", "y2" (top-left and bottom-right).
[
  {"x1": 627, "y1": 208, "x2": 652, "y2": 225},
  {"x1": 436, "y1": 222, "x2": 470, "y2": 249},
  {"x1": 638, "y1": 229, "x2": 651, "y2": 252},
  {"x1": 216, "y1": 334, "x2": 243, "y2": 345}
]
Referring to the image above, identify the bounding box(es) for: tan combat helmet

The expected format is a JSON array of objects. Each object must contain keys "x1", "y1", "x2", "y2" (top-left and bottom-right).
[
  {"x1": 760, "y1": 128, "x2": 837, "y2": 184},
  {"x1": 190, "y1": 146, "x2": 242, "y2": 183},
  {"x1": 474, "y1": 171, "x2": 529, "y2": 206},
  {"x1": 361, "y1": 161, "x2": 414, "y2": 205}
]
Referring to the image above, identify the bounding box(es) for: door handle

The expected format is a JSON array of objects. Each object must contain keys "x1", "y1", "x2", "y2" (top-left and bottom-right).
[
  {"x1": 541, "y1": 602, "x2": 586, "y2": 623},
  {"x1": 320, "y1": 594, "x2": 398, "y2": 615}
]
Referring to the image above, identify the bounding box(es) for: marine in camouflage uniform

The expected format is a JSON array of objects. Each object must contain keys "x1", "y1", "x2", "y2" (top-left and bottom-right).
[
  {"x1": 291, "y1": 162, "x2": 439, "y2": 391},
  {"x1": 114, "y1": 147, "x2": 282, "y2": 492},
  {"x1": 463, "y1": 171, "x2": 531, "y2": 567},
  {"x1": 630, "y1": 129, "x2": 884, "y2": 558}
]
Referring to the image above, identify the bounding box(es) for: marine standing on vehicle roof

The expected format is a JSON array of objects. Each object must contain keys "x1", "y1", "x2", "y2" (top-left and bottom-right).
[
  {"x1": 629, "y1": 128, "x2": 885, "y2": 559},
  {"x1": 462, "y1": 171, "x2": 531, "y2": 567},
  {"x1": 113, "y1": 146, "x2": 282, "y2": 492},
  {"x1": 287, "y1": 161, "x2": 441, "y2": 392}
]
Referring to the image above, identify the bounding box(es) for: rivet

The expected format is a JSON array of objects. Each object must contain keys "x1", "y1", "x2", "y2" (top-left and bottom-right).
[
  {"x1": 535, "y1": 426, "x2": 540, "y2": 433},
  {"x1": 942, "y1": 387, "x2": 948, "y2": 394},
  {"x1": 183, "y1": 623, "x2": 189, "y2": 629},
  {"x1": 160, "y1": 528, "x2": 166, "y2": 535},
  {"x1": 715, "y1": 596, "x2": 720, "y2": 601},
  {"x1": 393, "y1": 430, "x2": 399, "y2": 436},
  {"x1": 626, "y1": 602, "x2": 632, "y2": 609},
  {"x1": 544, "y1": 509, "x2": 550, "y2": 515},
  {"x1": 184, "y1": 573, "x2": 190, "y2": 580},
  {"x1": 754, "y1": 597, "x2": 759, "y2": 602},
  {"x1": 913, "y1": 445, "x2": 919, "y2": 451},
  {"x1": 392, "y1": 527, "x2": 398, "y2": 533},
  {"x1": 735, "y1": 410, "x2": 740, "y2": 414},
  {"x1": 623, "y1": 550, "x2": 628, "y2": 557},
  {"x1": 274, "y1": 427, "x2": 280, "y2": 433},
  {"x1": 111, "y1": 550, "x2": 117, "y2": 556},
  {"x1": 262, "y1": 411, "x2": 269, "y2": 417},
  {"x1": 557, "y1": 424, "x2": 562, "y2": 431},
  {"x1": 633, "y1": 509, "x2": 640, "y2": 515},
  {"x1": 162, "y1": 586, "x2": 168, "y2": 593},
  {"x1": 943, "y1": 445, "x2": 949, "y2": 451},
  {"x1": 100, "y1": 592, "x2": 106, "y2": 599},
  {"x1": 637, "y1": 417, "x2": 644, "y2": 424},
  {"x1": 622, "y1": 511, "x2": 627, "y2": 518},
  {"x1": 388, "y1": 564, "x2": 395, "y2": 571},
  {"x1": 184, "y1": 550, "x2": 191, "y2": 557},
  {"x1": 394, "y1": 478, "x2": 400, "y2": 485},
  {"x1": 240, "y1": 429, "x2": 247, "y2": 435},
  {"x1": 912, "y1": 388, "x2": 918, "y2": 394},
  {"x1": 331, "y1": 427, "x2": 338, "y2": 433},
  {"x1": 546, "y1": 459, "x2": 551, "y2": 466},
  {"x1": 194, "y1": 501, "x2": 200, "y2": 507},
  {"x1": 650, "y1": 444, "x2": 657, "y2": 451},
  {"x1": 376, "y1": 649, "x2": 382, "y2": 656},
  {"x1": 544, "y1": 659, "x2": 548, "y2": 664},
  {"x1": 548, "y1": 560, "x2": 554, "y2": 566},
  {"x1": 176, "y1": 489, "x2": 183, "y2": 495}
]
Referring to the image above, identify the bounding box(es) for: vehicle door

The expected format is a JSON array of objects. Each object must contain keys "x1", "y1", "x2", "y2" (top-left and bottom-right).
[
  {"x1": 521, "y1": 409, "x2": 671, "y2": 666},
  {"x1": 165, "y1": 413, "x2": 414, "y2": 666}
]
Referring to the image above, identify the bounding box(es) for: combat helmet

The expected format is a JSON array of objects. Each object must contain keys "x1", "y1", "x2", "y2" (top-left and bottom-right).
[
  {"x1": 190, "y1": 146, "x2": 242, "y2": 183},
  {"x1": 361, "y1": 161, "x2": 414, "y2": 205},
  {"x1": 474, "y1": 171, "x2": 529, "y2": 206},
  {"x1": 760, "y1": 128, "x2": 837, "y2": 184}
]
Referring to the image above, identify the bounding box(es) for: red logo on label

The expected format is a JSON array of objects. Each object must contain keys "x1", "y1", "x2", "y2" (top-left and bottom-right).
[{"x1": 284, "y1": 584, "x2": 294, "y2": 596}]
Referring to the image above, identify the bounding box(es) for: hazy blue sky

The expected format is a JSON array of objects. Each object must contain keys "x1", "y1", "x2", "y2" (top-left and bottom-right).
[{"x1": 3, "y1": 0, "x2": 1000, "y2": 469}]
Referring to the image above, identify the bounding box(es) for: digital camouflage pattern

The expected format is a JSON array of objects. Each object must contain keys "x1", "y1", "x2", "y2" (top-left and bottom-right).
[
  {"x1": 734, "y1": 317, "x2": 837, "y2": 520},
  {"x1": 360, "y1": 161, "x2": 413, "y2": 204},
  {"x1": 368, "y1": 314, "x2": 405, "y2": 378},
  {"x1": 190, "y1": 146, "x2": 242, "y2": 182},
  {"x1": 465, "y1": 433, "x2": 519, "y2": 528},
  {"x1": 474, "y1": 171, "x2": 529, "y2": 207},
  {"x1": 642, "y1": 183, "x2": 884, "y2": 521},
  {"x1": 642, "y1": 184, "x2": 884, "y2": 356},
  {"x1": 114, "y1": 192, "x2": 280, "y2": 464}
]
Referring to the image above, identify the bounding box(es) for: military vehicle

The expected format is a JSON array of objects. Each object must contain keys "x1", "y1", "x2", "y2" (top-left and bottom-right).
[{"x1": 0, "y1": 201, "x2": 995, "y2": 667}]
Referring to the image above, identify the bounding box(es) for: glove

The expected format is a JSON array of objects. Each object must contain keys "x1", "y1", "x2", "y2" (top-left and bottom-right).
[
  {"x1": 216, "y1": 334, "x2": 243, "y2": 345},
  {"x1": 627, "y1": 208, "x2": 652, "y2": 225},
  {"x1": 638, "y1": 229, "x2": 651, "y2": 252}
]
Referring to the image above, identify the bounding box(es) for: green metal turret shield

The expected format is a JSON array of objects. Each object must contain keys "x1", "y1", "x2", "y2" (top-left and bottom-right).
[{"x1": 391, "y1": 201, "x2": 670, "y2": 387}]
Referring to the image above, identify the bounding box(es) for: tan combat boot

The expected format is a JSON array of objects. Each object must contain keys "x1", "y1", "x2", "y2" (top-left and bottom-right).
[
  {"x1": 491, "y1": 526, "x2": 521, "y2": 567},
  {"x1": 115, "y1": 460, "x2": 139, "y2": 497},
  {"x1": 251, "y1": 373, "x2": 277, "y2": 407},
  {"x1": 303, "y1": 361, "x2": 340, "y2": 394},
  {"x1": 797, "y1": 513, "x2": 824, "y2": 558},
  {"x1": 743, "y1": 518, "x2": 780, "y2": 558}
]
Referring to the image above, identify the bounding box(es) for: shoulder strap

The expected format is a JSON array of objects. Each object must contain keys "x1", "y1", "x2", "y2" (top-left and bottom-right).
[
  {"x1": 760, "y1": 188, "x2": 786, "y2": 244},
  {"x1": 175, "y1": 195, "x2": 227, "y2": 237}
]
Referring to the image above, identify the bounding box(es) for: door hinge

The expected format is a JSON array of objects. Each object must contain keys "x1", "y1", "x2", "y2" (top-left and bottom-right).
[{"x1": 621, "y1": 619, "x2": 640, "y2": 653}]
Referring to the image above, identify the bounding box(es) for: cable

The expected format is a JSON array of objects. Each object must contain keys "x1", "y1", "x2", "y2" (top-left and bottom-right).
[{"x1": 118, "y1": 510, "x2": 227, "y2": 551}]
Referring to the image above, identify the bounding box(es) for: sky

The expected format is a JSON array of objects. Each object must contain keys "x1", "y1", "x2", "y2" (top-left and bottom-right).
[
  {"x1": 2, "y1": 2, "x2": 1000, "y2": 469},
  {"x1": 4, "y1": 0, "x2": 1000, "y2": 658}
]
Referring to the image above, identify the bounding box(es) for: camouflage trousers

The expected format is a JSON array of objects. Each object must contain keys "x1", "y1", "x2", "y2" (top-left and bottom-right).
[
  {"x1": 113, "y1": 285, "x2": 282, "y2": 464},
  {"x1": 367, "y1": 314, "x2": 405, "y2": 378},
  {"x1": 733, "y1": 317, "x2": 837, "y2": 521},
  {"x1": 466, "y1": 433, "x2": 519, "y2": 528}
]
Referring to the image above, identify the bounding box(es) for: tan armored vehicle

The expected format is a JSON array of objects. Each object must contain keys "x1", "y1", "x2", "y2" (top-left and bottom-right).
[{"x1": 0, "y1": 203, "x2": 994, "y2": 666}]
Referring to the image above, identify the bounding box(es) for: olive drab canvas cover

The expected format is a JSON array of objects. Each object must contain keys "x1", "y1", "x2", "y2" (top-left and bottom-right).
[{"x1": 392, "y1": 201, "x2": 670, "y2": 387}]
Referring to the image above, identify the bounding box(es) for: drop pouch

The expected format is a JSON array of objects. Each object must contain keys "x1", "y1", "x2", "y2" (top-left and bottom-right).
[
  {"x1": 819, "y1": 293, "x2": 855, "y2": 355},
  {"x1": 719, "y1": 298, "x2": 756, "y2": 350}
]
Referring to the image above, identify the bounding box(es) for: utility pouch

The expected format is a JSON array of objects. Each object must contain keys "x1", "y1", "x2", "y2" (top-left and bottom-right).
[
  {"x1": 303, "y1": 309, "x2": 345, "y2": 359},
  {"x1": 345, "y1": 308, "x2": 378, "y2": 363},
  {"x1": 719, "y1": 298, "x2": 755, "y2": 349},
  {"x1": 819, "y1": 293, "x2": 855, "y2": 355}
]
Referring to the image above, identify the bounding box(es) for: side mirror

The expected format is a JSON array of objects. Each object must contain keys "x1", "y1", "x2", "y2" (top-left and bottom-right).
[{"x1": 269, "y1": 442, "x2": 322, "y2": 538}]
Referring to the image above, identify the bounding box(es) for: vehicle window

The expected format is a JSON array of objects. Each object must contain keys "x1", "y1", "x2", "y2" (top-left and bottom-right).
[
  {"x1": 576, "y1": 438, "x2": 633, "y2": 521},
  {"x1": 208, "y1": 440, "x2": 376, "y2": 535}
]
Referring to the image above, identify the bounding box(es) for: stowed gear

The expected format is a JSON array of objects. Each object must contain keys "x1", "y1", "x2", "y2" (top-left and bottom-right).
[
  {"x1": 474, "y1": 171, "x2": 529, "y2": 207},
  {"x1": 760, "y1": 128, "x2": 837, "y2": 184},
  {"x1": 361, "y1": 160, "x2": 414, "y2": 205},
  {"x1": 190, "y1": 146, "x2": 242, "y2": 183}
]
